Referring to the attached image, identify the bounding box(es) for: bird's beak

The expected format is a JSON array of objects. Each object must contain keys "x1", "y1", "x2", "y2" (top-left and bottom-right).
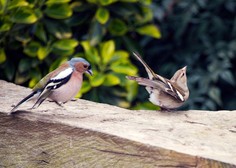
[
  {"x1": 182, "y1": 66, "x2": 187, "y2": 71},
  {"x1": 86, "y1": 69, "x2": 93, "y2": 76}
]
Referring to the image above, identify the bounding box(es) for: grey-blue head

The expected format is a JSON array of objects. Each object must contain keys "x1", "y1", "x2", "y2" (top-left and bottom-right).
[{"x1": 69, "y1": 57, "x2": 92, "y2": 75}]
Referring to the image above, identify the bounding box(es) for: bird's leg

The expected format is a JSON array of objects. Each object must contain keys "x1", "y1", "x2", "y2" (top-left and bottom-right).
[
  {"x1": 159, "y1": 107, "x2": 174, "y2": 112},
  {"x1": 55, "y1": 101, "x2": 63, "y2": 107},
  {"x1": 70, "y1": 98, "x2": 77, "y2": 101}
]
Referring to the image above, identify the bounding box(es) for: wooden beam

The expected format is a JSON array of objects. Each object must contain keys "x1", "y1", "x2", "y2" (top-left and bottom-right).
[{"x1": 0, "y1": 80, "x2": 235, "y2": 167}]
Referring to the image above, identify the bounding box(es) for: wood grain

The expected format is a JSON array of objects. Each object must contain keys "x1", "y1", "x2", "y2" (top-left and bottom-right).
[{"x1": 0, "y1": 80, "x2": 235, "y2": 167}]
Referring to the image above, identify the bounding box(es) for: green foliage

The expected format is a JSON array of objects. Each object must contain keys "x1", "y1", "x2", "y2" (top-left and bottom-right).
[
  {"x1": 2, "y1": 0, "x2": 234, "y2": 110},
  {"x1": 0, "y1": 0, "x2": 159, "y2": 109}
]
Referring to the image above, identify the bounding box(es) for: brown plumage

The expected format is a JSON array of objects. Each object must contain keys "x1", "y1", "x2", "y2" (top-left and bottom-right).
[{"x1": 126, "y1": 52, "x2": 189, "y2": 110}]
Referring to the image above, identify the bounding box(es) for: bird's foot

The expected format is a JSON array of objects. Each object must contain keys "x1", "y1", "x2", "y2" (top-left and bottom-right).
[
  {"x1": 159, "y1": 107, "x2": 174, "y2": 112},
  {"x1": 55, "y1": 101, "x2": 64, "y2": 107},
  {"x1": 70, "y1": 98, "x2": 77, "y2": 102}
]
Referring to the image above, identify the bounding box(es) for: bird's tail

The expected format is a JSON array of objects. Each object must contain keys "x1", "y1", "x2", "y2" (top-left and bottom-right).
[{"x1": 10, "y1": 91, "x2": 38, "y2": 113}]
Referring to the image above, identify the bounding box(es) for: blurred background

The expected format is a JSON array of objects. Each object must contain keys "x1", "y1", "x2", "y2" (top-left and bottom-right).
[{"x1": 0, "y1": 0, "x2": 235, "y2": 110}]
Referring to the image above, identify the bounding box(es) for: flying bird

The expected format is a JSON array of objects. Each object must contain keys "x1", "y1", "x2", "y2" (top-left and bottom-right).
[{"x1": 126, "y1": 52, "x2": 189, "y2": 110}]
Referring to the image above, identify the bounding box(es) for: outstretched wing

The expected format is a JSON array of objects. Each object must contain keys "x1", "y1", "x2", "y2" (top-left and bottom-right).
[
  {"x1": 132, "y1": 52, "x2": 167, "y2": 83},
  {"x1": 32, "y1": 68, "x2": 73, "y2": 108},
  {"x1": 126, "y1": 76, "x2": 185, "y2": 102}
]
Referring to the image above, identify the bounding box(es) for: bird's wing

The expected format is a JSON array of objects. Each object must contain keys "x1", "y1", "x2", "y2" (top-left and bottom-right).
[
  {"x1": 32, "y1": 67, "x2": 73, "y2": 108},
  {"x1": 33, "y1": 62, "x2": 70, "y2": 91},
  {"x1": 164, "y1": 80, "x2": 185, "y2": 102},
  {"x1": 132, "y1": 52, "x2": 167, "y2": 83},
  {"x1": 127, "y1": 76, "x2": 185, "y2": 102}
]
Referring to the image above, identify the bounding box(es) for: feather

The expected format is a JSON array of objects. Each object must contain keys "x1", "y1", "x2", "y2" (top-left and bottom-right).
[
  {"x1": 10, "y1": 90, "x2": 40, "y2": 112},
  {"x1": 127, "y1": 52, "x2": 189, "y2": 109}
]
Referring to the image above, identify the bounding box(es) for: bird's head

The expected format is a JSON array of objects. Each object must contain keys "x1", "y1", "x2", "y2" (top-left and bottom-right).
[
  {"x1": 69, "y1": 57, "x2": 93, "y2": 75},
  {"x1": 171, "y1": 66, "x2": 188, "y2": 88}
]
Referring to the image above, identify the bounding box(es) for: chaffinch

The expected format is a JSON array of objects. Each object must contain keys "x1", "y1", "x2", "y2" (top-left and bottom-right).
[
  {"x1": 126, "y1": 52, "x2": 189, "y2": 110},
  {"x1": 11, "y1": 57, "x2": 93, "y2": 112}
]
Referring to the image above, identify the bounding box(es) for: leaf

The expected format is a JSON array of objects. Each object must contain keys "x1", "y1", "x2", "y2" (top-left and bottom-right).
[
  {"x1": 110, "y1": 50, "x2": 129, "y2": 63},
  {"x1": 35, "y1": 23, "x2": 47, "y2": 42},
  {"x1": 0, "y1": 20, "x2": 12, "y2": 32},
  {"x1": 11, "y1": 7, "x2": 38, "y2": 24},
  {"x1": 0, "y1": 48, "x2": 6, "y2": 63},
  {"x1": 65, "y1": 13, "x2": 89, "y2": 26},
  {"x1": 136, "y1": 24, "x2": 161, "y2": 39},
  {"x1": 89, "y1": 21, "x2": 103, "y2": 46},
  {"x1": 15, "y1": 71, "x2": 30, "y2": 84},
  {"x1": 87, "y1": 0, "x2": 97, "y2": 4},
  {"x1": 122, "y1": 36, "x2": 140, "y2": 52},
  {"x1": 18, "y1": 59, "x2": 31, "y2": 73},
  {"x1": 103, "y1": 73, "x2": 120, "y2": 86},
  {"x1": 81, "y1": 41, "x2": 101, "y2": 64},
  {"x1": 80, "y1": 81, "x2": 92, "y2": 93},
  {"x1": 45, "y1": 3, "x2": 72, "y2": 19},
  {"x1": 209, "y1": 87, "x2": 222, "y2": 106},
  {"x1": 110, "y1": 63, "x2": 138, "y2": 76},
  {"x1": 125, "y1": 80, "x2": 138, "y2": 101},
  {"x1": 44, "y1": 20, "x2": 72, "y2": 39},
  {"x1": 76, "y1": 81, "x2": 92, "y2": 98},
  {"x1": 52, "y1": 48, "x2": 74, "y2": 56},
  {"x1": 49, "y1": 57, "x2": 68, "y2": 72},
  {"x1": 100, "y1": 40, "x2": 115, "y2": 64},
  {"x1": 0, "y1": 0, "x2": 7, "y2": 14},
  {"x1": 46, "y1": 0, "x2": 71, "y2": 4},
  {"x1": 135, "y1": 6, "x2": 153, "y2": 25},
  {"x1": 90, "y1": 72, "x2": 106, "y2": 87},
  {"x1": 29, "y1": 77, "x2": 39, "y2": 88},
  {"x1": 110, "y1": 3, "x2": 138, "y2": 17},
  {"x1": 120, "y1": 0, "x2": 138, "y2": 2},
  {"x1": 139, "y1": 0, "x2": 151, "y2": 5},
  {"x1": 132, "y1": 101, "x2": 159, "y2": 110},
  {"x1": 99, "y1": 0, "x2": 117, "y2": 6},
  {"x1": 205, "y1": 100, "x2": 216, "y2": 110},
  {"x1": 220, "y1": 70, "x2": 235, "y2": 86},
  {"x1": 86, "y1": 47, "x2": 101, "y2": 64},
  {"x1": 4, "y1": 61, "x2": 15, "y2": 80},
  {"x1": 15, "y1": 33, "x2": 31, "y2": 44},
  {"x1": 7, "y1": 0, "x2": 29, "y2": 10},
  {"x1": 95, "y1": 7, "x2": 109, "y2": 24},
  {"x1": 108, "y1": 19, "x2": 128, "y2": 36},
  {"x1": 37, "y1": 46, "x2": 51, "y2": 60},
  {"x1": 70, "y1": 2, "x2": 92, "y2": 12},
  {"x1": 23, "y1": 41, "x2": 41, "y2": 57},
  {"x1": 53, "y1": 39, "x2": 79, "y2": 50}
]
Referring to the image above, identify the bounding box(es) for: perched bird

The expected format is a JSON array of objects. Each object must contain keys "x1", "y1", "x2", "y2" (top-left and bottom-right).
[
  {"x1": 11, "y1": 57, "x2": 93, "y2": 112},
  {"x1": 126, "y1": 52, "x2": 189, "y2": 110}
]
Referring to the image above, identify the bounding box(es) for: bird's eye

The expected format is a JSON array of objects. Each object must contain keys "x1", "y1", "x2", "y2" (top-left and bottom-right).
[{"x1": 83, "y1": 65, "x2": 88, "y2": 69}]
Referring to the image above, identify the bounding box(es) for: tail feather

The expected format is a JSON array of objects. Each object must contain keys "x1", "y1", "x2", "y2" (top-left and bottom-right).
[
  {"x1": 31, "y1": 90, "x2": 51, "y2": 109},
  {"x1": 11, "y1": 91, "x2": 38, "y2": 112}
]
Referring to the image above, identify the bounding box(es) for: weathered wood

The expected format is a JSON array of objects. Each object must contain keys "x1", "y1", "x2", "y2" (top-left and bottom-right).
[{"x1": 0, "y1": 80, "x2": 236, "y2": 167}]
